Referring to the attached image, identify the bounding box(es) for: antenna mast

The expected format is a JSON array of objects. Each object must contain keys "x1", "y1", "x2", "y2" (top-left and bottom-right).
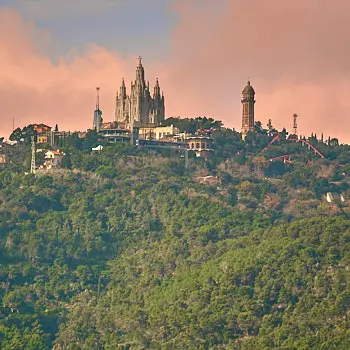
[
  {"x1": 293, "y1": 114, "x2": 298, "y2": 135},
  {"x1": 96, "y1": 87, "x2": 100, "y2": 110},
  {"x1": 30, "y1": 136, "x2": 36, "y2": 174}
]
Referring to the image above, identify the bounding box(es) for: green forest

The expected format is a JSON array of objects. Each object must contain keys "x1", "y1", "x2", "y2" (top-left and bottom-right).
[{"x1": 0, "y1": 120, "x2": 349, "y2": 349}]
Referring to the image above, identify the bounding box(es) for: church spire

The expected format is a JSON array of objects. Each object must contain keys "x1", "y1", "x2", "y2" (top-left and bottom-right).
[
  {"x1": 135, "y1": 56, "x2": 145, "y2": 88},
  {"x1": 115, "y1": 56, "x2": 165, "y2": 126},
  {"x1": 120, "y1": 78, "x2": 126, "y2": 98},
  {"x1": 154, "y1": 78, "x2": 161, "y2": 98}
]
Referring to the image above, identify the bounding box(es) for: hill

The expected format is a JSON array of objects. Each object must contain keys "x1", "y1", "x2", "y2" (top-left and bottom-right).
[{"x1": 0, "y1": 126, "x2": 349, "y2": 349}]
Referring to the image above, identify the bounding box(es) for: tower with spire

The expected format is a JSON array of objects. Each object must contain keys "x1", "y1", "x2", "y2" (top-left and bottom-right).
[
  {"x1": 115, "y1": 56, "x2": 165, "y2": 127},
  {"x1": 93, "y1": 87, "x2": 103, "y2": 131},
  {"x1": 241, "y1": 81, "x2": 255, "y2": 139},
  {"x1": 152, "y1": 78, "x2": 165, "y2": 124}
]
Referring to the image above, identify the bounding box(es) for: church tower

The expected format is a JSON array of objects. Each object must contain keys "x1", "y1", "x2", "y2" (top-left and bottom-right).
[
  {"x1": 241, "y1": 81, "x2": 255, "y2": 139},
  {"x1": 115, "y1": 56, "x2": 165, "y2": 127},
  {"x1": 151, "y1": 78, "x2": 165, "y2": 125},
  {"x1": 92, "y1": 87, "x2": 103, "y2": 131}
]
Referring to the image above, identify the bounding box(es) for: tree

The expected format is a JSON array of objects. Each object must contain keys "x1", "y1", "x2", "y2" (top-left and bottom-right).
[
  {"x1": 1, "y1": 122, "x2": 350, "y2": 349},
  {"x1": 254, "y1": 121, "x2": 267, "y2": 135},
  {"x1": 280, "y1": 128, "x2": 288, "y2": 140},
  {"x1": 329, "y1": 138, "x2": 339, "y2": 147},
  {"x1": 61, "y1": 154, "x2": 72, "y2": 169},
  {"x1": 9, "y1": 127, "x2": 22, "y2": 142},
  {"x1": 265, "y1": 160, "x2": 287, "y2": 177},
  {"x1": 96, "y1": 165, "x2": 117, "y2": 178}
]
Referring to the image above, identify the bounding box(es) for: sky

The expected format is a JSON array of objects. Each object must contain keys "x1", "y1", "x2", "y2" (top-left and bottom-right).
[{"x1": 0, "y1": 0, "x2": 350, "y2": 142}]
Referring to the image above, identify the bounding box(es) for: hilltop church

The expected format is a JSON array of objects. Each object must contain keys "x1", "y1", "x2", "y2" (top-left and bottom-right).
[{"x1": 115, "y1": 57, "x2": 165, "y2": 128}]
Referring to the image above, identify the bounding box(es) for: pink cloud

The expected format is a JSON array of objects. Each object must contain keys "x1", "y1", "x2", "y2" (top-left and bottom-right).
[
  {"x1": 162, "y1": 0, "x2": 350, "y2": 142},
  {"x1": 0, "y1": 8, "x2": 139, "y2": 137},
  {"x1": 1, "y1": 1, "x2": 350, "y2": 143}
]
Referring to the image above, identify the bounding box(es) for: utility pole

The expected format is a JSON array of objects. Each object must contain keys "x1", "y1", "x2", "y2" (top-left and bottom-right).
[
  {"x1": 184, "y1": 147, "x2": 189, "y2": 170},
  {"x1": 30, "y1": 136, "x2": 36, "y2": 174}
]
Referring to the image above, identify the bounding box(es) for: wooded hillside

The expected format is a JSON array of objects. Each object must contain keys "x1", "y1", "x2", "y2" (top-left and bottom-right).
[{"x1": 0, "y1": 123, "x2": 349, "y2": 349}]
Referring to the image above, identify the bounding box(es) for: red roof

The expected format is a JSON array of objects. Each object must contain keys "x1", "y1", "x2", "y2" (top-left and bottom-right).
[{"x1": 45, "y1": 150, "x2": 64, "y2": 156}]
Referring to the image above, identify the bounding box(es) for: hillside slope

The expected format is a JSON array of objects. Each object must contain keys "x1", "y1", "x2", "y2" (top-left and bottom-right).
[{"x1": 0, "y1": 145, "x2": 349, "y2": 349}]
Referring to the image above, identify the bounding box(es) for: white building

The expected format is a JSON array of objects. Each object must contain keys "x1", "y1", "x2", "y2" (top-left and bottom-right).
[
  {"x1": 155, "y1": 125, "x2": 180, "y2": 140},
  {"x1": 44, "y1": 150, "x2": 65, "y2": 169}
]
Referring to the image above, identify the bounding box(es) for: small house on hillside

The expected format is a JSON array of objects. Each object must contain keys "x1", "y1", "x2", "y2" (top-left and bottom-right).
[
  {"x1": 92, "y1": 145, "x2": 104, "y2": 152},
  {"x1": 44, "y1": 150, "x2": 65, "y2": 169},
  {"x1": 33, "y1": 124, "x2": 51, "y2": 134},
  {"x1": 37, "y1": 134, "x2": 49, "y2": 144}
]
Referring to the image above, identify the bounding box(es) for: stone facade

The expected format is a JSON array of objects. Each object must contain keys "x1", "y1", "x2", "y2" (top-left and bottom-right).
[
  {"x1": 93, "y1": 108, "x2": 103, "y2": 132},
  {"x1": 155, "y1": 125, "x2": 179, "y2": 140},
  {"x1": 187, "y1": 136, "x2": 213, "y2": 157},
  {"x1": 33, "y1": 124, "x2": 51, "y2": 134},
  {"x1": 139, "y1": 125, "x2": 180, "y2": 140},
  {"x1": 44, "y1": 150, "x2": 65, "y2": 169},
  {"x1": 33, "y1": 124, "x2": 52, "y2": 145},
  {"x1": 241, "y1": 81, "x2": 255, "y2": 139},
  {"x1": 115, "y1": 57, "x2": 165, "y2": 128}
]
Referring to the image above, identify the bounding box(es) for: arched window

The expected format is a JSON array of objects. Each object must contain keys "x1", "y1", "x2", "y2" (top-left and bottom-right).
[{"x1": 196, "y1": 143, "x2": 200, "y2": 149}]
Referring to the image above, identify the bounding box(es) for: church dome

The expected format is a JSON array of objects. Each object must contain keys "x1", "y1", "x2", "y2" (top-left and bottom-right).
[{"x1": 242, "y1": 81, "x2": 255, "y2": 95}]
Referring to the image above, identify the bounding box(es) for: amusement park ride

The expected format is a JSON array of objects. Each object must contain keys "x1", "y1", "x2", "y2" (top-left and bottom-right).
[{"x1": 260, "y1": 114, "x2": 325, "y2": 165}]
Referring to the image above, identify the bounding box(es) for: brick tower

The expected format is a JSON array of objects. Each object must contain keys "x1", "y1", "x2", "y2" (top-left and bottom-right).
[{"x1": 241, "y1": 81, "x2": 255, "y2": 139}]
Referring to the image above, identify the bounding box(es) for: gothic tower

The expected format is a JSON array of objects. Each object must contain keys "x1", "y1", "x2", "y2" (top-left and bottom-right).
[
  {"x1": 115, "y1": 78, "x2": 130, "y2": 125},
  {"x1": 241, "y1": 81, "x2": 255, "y2": 139},
  {"x1": 115, "y1": 57, "x2": 165, "y2": 127},
  {"x1": 151, "y1": 78, "x2": 165, "y2": 125}
]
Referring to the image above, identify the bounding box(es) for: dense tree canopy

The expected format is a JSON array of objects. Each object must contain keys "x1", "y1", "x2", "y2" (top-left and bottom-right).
[{"x1": 0, "y1": 120, "x2": 349, "y2": 349}]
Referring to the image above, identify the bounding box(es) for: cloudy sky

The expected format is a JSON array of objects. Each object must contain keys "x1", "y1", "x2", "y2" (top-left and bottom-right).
[{"x1": 0, "y1": 0, "x2": 350, "y2": 141}]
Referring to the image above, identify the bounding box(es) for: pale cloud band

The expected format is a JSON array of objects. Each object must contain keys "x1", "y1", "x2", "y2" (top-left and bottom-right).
[{"x1": 10, "y1": 0, "x2": 145, "y2": 19}]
